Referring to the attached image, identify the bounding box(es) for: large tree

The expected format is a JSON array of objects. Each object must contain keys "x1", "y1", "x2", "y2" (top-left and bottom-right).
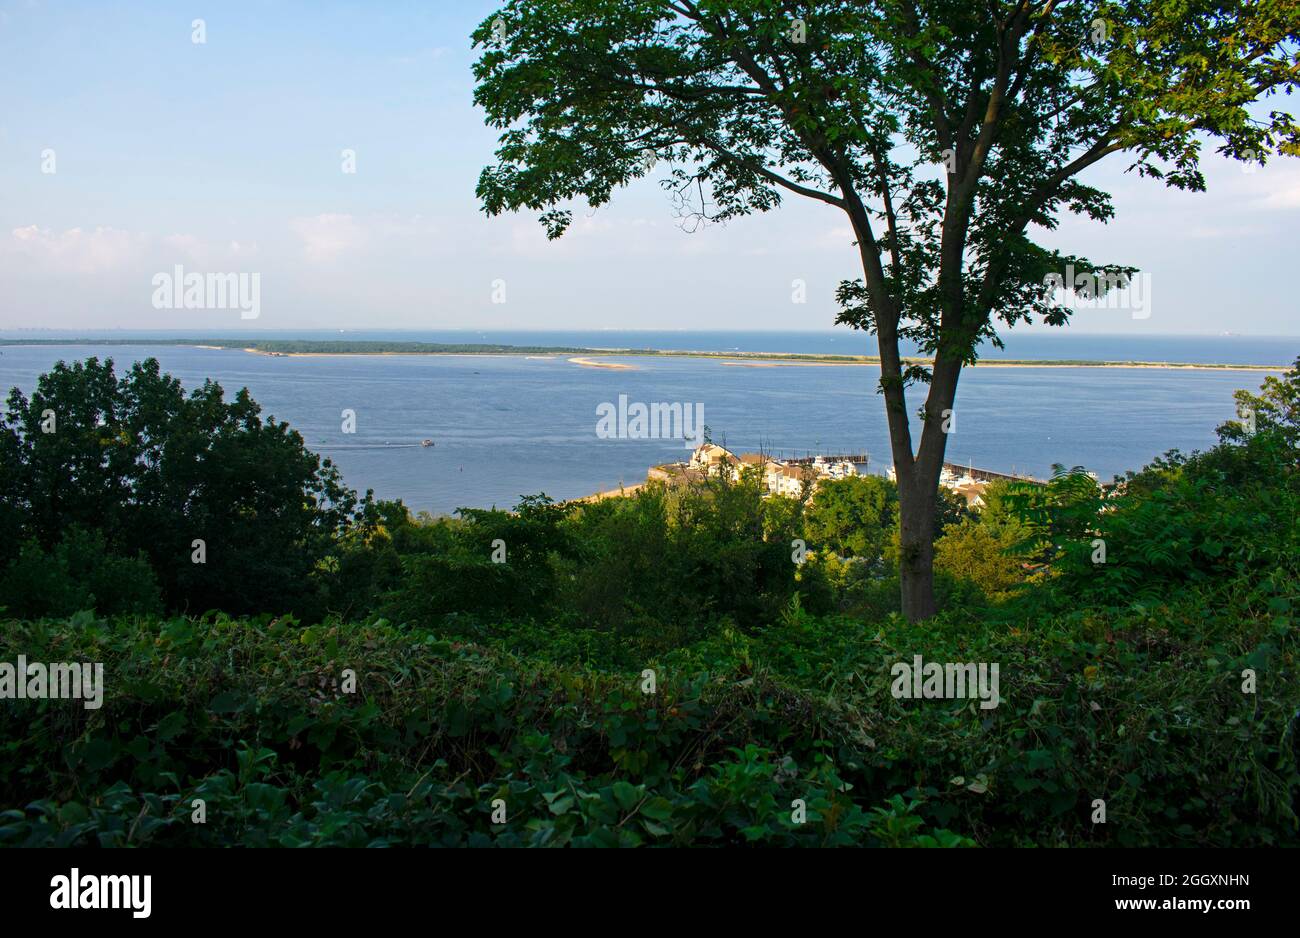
[{"x1": 471, "y1": 0, "x2": 1299, "y2": 620}]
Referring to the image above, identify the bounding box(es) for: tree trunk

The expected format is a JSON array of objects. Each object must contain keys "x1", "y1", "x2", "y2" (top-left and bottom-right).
[
  {"x1": 896, "y1": 472, "x2": 939, "y2": 621},
  {"x1": 880, "y1": 346, "x2": 962, "y2": 623},
  {"x1": 843, "y1": 194, "x2": 962, "y2": 623}
]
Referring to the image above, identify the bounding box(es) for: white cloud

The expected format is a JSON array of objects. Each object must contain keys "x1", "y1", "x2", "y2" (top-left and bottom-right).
[
  {"x1": 7, "y1": 225, "x2": 144, "y2": 272},
  {"x1": 3, "y1": 226, "x2": 263, "y2": 286},
  {"x1": 1210, "y1": 158, "x2": 1300, "y2": 211},
  {"x1": 1248, "y1": 180, "x2": 1300, "y2": 210},
  {"x1": 158, "y1": 233, "x2": 260, "y2": 265},
  {"x1": 288, "y1": 213, "x2": 440, "y2": 263},
  {"x1": 160, "y1": 233, "x2": 203, "y2": 256},
  {"x1": 290, "y1": 213, "x2": 368, "y2": 262}
]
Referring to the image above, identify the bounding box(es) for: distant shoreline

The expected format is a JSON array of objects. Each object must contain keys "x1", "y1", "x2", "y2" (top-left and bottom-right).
[{"x1": 0, "y1": 338, "x2": 1289, "y2": 372}]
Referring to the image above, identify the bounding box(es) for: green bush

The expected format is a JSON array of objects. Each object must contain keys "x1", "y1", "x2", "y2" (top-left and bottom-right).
[{"x1": 0, "y1": 526, "x2": 161, "y2": 619}]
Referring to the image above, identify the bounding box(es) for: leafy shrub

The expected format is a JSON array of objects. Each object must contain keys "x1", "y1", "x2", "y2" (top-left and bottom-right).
[
  {"x1": 934, "y1": 518, "x2": 1029, "y2": 601},
  {"x1": 0, "y1": 526, "x2": 161, "y2": 619},
  {"x1": 0, "y1": 615, "x2": 971, "y2": 847},
  {"x1": 2, "y1": 548, "x2": 1294, "y2": 849}
]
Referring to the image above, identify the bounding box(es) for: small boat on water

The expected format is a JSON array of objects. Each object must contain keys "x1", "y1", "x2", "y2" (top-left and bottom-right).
[{"x1": 421, "y1": 439, "x2": 434, "y2": 447}]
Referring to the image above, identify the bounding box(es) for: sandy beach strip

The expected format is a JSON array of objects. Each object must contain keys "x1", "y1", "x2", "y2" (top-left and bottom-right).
[
  {"x1": 568, "y1": 356, "x2": 637, "y2": 370},
  {"x1": 239, "y1": 348, "x2": 534, "y2": 362},
  {"x1": 573, "y1": 482, "x2": 644, "y2": 503},
  {"x1": 721, "y1": 359, "x2": 853, "y2": 367}
]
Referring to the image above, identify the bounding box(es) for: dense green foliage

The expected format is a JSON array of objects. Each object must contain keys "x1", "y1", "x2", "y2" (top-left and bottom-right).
[
  {"x1": 0, "y1": 358, "x2": 364, "y2": 618},
  {"x1": 805, "y1": 474, "x2": 897, "y2": 562},
  {"x1": 0, "y1": 358, "x2": 1297, "y2": 847}
]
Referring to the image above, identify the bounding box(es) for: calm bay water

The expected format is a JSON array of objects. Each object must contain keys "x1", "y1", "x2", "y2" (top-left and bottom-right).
[{"x1": 0, "y1": 337, "x2": 1292, "y2": 515}]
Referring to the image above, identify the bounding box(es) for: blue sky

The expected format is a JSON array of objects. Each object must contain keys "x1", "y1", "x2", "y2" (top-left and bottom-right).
[{"x1": 1, "y1": 0, "x2": 1297, "y2": 336}]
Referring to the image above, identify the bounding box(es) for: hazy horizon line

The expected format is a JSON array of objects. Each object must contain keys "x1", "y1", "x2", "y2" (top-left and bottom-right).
[{"x1": 3, "y1": 328, "x2": 1298, "y2": 339}]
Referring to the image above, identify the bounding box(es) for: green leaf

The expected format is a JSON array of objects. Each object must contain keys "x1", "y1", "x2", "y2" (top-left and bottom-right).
[
  {"x1": 209, "y1": 692, "x2": 244, "y2": 714},
  {"x1": 611, "y1": 781, "x2": 640, "y2": 811},
  {"x1": 155, "y1": 711, "x2": 187, "y2": 741}
]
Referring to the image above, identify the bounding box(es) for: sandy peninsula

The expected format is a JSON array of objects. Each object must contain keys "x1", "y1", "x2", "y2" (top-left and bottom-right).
[
  {"x1": 721, "y1": 359, "x2": 853, "y2": 368},
  {"x1": 569, "y1": 356, "x2": 637, "y2": 370}
]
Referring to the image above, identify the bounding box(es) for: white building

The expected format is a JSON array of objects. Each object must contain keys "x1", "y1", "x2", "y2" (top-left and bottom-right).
[
  {"x1": 682, "y1": 445, "x2": 862, "y2": 497},
  {"x1": 689, "y1": 443, "x2": 737, "y2": 477}
]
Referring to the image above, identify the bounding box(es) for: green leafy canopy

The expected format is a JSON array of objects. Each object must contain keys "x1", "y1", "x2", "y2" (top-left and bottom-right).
[{"x1": 473, "y1": 0, "x2": 1299, "y2": 362}]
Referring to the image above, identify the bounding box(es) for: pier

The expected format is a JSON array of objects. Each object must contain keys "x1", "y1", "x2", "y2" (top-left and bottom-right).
[
  {"x1": 785, "y1": 452, "x2": 871, "y2": 466},
  {"x1": 941, "y1": 462, "x2": 1045, "y2": 485}
]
